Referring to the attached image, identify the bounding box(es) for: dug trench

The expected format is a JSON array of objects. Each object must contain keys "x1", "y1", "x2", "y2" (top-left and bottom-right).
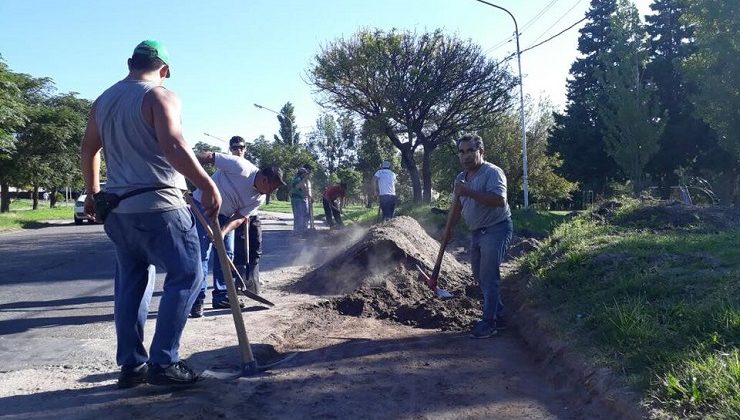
[{"x1": 263, "y1": 216, "x2": 640, "y2": 418}]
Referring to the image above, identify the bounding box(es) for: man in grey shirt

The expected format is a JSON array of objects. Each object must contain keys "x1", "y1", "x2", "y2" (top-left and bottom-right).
[
  {"x1": 449, "y1": 133, "x2": 513, "y2": 339},
  {"x1": 81, "y1": 40, "x2": 221, "y2": 388}
]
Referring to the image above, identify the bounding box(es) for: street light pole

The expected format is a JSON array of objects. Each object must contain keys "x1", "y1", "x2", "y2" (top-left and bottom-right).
[
  {"x1": 203, "y1": 132, "x2": 227, "y2": 143},
  {"x1": 253, "y1": 103, "x2": 294, "y2": 145},
  {"x1": 473, "y1": 0, "x2": 529, "y2": 209}
]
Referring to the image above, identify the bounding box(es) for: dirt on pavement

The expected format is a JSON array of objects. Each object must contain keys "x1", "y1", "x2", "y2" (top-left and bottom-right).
[{"x1": 0, "y1": 215, "x2": 623, "y2": 419}]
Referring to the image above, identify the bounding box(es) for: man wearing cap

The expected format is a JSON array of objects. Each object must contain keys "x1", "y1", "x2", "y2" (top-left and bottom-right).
[
  {"x1": 227, "y1": 136, "x2": 264, "y2": 296},
  {"x1": 374, "y1": 160, "x2": 397, "y2": 221},
  {"x1": 81, "y1": 40, "x2": 221, "y2": 388},
  {"x1": 189, "y1": 150, "x2": 285, "y2": 315}
]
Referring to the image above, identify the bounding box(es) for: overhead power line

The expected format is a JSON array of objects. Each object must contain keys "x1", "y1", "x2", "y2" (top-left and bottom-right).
[
  {"x1": 483, "y1": 0, "x2": 559, "y2": 55},
  {"x1": 520, "y1": 15, "x2": 587, "y2": 55},
  {"x1": 530, "y1": 0, "x2": 584, "y2": 45}
]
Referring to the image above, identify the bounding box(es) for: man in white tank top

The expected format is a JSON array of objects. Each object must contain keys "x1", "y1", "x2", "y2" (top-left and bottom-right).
[
  {"x1": 80, "y1": 40, "x2": 221, "y2": 388},
  {"x1": 374, "y1": 160, "x2": 397, "y2": 221}
]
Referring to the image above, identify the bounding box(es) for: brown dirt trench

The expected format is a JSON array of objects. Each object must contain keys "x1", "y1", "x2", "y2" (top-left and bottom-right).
[{"x1": 3, "y1": 216, "x2": 622, "y2": 419}]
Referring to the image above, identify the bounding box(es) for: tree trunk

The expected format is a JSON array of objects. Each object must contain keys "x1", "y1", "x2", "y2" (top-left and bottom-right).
[
  {"x1": 0, "y1": 182, "x2": 9, "y2": 213},
  {"x1": 32, "y1": 185, "x2": 39, "y2": 210},
  {"x1": 421, "y1": 147, "x2": 433, "y2": 203},
  {"x1": 400, "y1": 148, "x2": 422, "y2": 202},
  {"x1": 50, "y1": 188, "x2": 58, "y2": 208}
]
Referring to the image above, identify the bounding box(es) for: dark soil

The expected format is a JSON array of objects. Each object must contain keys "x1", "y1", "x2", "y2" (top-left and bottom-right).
[{"x1": 292, "y1": 216, "x2": 539, "y2": 331}]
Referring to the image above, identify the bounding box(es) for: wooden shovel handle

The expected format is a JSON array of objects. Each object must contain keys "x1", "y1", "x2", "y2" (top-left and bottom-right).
[
  {"x1": 185, "y1": 194, "x2": 255, "y2": 365},
  {"x1": 430, "y1": 194, "x2": 459, "y2": 281}
]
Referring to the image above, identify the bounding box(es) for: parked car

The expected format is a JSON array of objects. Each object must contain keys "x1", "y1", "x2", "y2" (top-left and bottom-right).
[{"x1": 73, "y1": 183, "x2": 105, "y2": 225}]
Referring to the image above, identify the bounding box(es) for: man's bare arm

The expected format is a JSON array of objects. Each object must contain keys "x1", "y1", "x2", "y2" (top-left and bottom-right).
[
  {"x1": 80, "y1": 104, "x2": 102, "y2": 218},
  {"x1": 147, "y1": 88, "x2": 221, "y2": 219}
]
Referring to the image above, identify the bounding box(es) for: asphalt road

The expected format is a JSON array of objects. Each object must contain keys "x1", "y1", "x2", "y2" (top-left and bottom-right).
[{"x1": 0, "y1": 213, "x2": 300, "y2": 373}]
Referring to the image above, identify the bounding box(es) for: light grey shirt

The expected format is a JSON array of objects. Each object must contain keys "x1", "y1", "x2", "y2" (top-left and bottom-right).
[
  {"x1": 94, "y1": 80, "x2": 186, "y2": 213},
  {"x1": 193, "y1": 153, "x2": 264, "y2": 217},
  {"x1": 454, "y1": 161, "x2": 511, "y2": 230}
]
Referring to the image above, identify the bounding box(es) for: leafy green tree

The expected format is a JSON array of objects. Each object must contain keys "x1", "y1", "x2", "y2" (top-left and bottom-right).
[
  {"x1": 0, "y1": 69, "x2": 54, "y2": 212},
  {"x1": 249, "y1": 136, "x2": 317, "y2": 201},
  {"x1": 549, "y1": 0, "x2": 620, "y2": 194},
  {"x1": 273, "y1": 102, "x2": 300, "y2": 146},
  {"x1": 596, "y1": 0, "x2": 664, "y2": 193},
  {"x1": 0, "y1": 57, "x2": 29, "y2": 212},
  {"x1": 308, "y1": 113, "x2": 357, "y2": 175},
  {"x1": 681, "y1": 0, "x2": 740, "y2": 203},
  {"x1": 310, "y1": 28, "x2": 515, "y2": 202},
  {"x1": 332, "y1": 166, "x2": 362, "y2": 204},
  {"x1": 644, "y1": 0, "x2": 722, "y2": 189},
  {"x1": 435, "y1": 97, "x2": 578, "y2": 208},
  {"x1": 15, "y1": 93, "x2": 90, "y2": 209}
]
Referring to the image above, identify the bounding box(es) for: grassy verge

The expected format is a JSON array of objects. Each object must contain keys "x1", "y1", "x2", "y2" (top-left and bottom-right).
[
  {"x1": 0, "y1": 199, "x2": 75, "y2": 231},
  {"x1": 521, "y1": 201, "x2": 740, "y2": 418}
]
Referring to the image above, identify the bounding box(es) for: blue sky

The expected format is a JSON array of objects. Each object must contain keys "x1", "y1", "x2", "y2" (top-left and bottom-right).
[{"x1": 0, "y1": 0, "x2": 651, "y2": 149}]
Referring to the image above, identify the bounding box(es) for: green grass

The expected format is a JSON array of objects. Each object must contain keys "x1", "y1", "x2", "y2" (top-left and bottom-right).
[
  {"x1": 521, "y1": 205, "x2": 740, "y2": 418},
  {"x1": 0, "y1": 199, "x2": 75, "y2": 231}
]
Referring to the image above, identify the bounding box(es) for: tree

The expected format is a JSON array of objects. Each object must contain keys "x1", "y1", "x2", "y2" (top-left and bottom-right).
[
  {"x1": 596, "y1": 0, "x2": 664, "y2": 193},
  {"x1": 310, "y1": 29, "x2": 515, "y2": 202},
  {"x1": 308, "y1": 113, "x2": 357, "y2": 175},
  {"x1": 644, "y1": 0, "x2": 721, "y2": 189},
  {"x1": 681, "y1": 0, "x2": 740, "y2": 203},
  {"x1": 549, "y1": 0, "x2": 620, "y2": 194},
  {"x1": 273, "y1": 102, "x2": 300, "y2": 146},
  {"x1": 14, "y1": 93, "x2": 90, "y2": 209},
  {"x1": 0, "y1": 57, "x2": 28, "y2": 212},
  {"x1": 0, "y1": 69, "x2": 54, "y2": 212},
  {"x1": 434, "y1": 96, "x2": 578, "y2": 208},
  {"x1": 248, "y1": 136, "x2": 318, "y2": 201}
]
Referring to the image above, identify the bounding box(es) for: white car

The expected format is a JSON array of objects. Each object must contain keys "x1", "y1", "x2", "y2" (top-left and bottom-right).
[{"x1": 73, "y1": 183, "x2": 105, "y2": 225}]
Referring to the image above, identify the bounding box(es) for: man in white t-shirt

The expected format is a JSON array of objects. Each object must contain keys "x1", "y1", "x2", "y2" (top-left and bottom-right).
[
  {"x1": 190, "y1": 152, "x2": 285, "y2": 314},
  {"x1": 374, "y1": 160, "x2": 397, "y2": 221}
]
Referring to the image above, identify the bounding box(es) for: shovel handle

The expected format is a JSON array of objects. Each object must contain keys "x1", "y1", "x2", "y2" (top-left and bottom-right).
[
  {"x1": 185, "y1": 195, "x2": 274, "y2": 306},
  {"x1": 430, "y1": 193, "x2": 459, "y2": 282}
]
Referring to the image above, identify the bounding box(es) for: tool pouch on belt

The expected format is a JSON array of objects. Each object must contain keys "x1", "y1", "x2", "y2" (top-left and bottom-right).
[{"x1": 93, "y1": 186, "x2": 173, "y2": 223}]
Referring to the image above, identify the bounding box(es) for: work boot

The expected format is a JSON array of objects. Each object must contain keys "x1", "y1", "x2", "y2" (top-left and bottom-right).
[
  {"x1": 470, "y1": 320, "x2": 498, "y2": 339},
  {"x1": 212, "y1": 297, "x2": 245, "y2": 310},
  {"x1": 118, "y1": 363, "x2": 148, "y2": 389},
  {"x1": 190, "y1": 301, "x2": 204, "y2": 318},
  {"x1": 146, "y1": 361, "x2": 198, "y2": 386}
]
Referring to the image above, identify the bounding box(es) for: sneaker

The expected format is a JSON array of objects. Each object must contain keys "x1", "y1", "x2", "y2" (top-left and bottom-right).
[
  {"x1": 212, "y1": 298, "x2": 245, "y2": 310},
  {"x1": 470, "y1": 320, "x2": 498, "y2": 339},
  {"x1": 118, "y1": 363, "x2": 148, "y2": 389},
  {"x1": 495, "y1": 317, "x2": 507, "y2": 330},
  {"x1": 146, "y1": 361, "x2": 198, "y2": 386},
  {"x1": 190, "y1": 301, "x2": 204, "y2": 318}
]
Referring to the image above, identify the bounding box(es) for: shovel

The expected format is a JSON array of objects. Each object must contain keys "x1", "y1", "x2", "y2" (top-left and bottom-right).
[
  {"x1": 308, "y1": 198, "x2": 315, "y2": 230},
  {"x1": 185, "y1": 194, "x2": 273, "y2": 307},
  {"x1": 416, "y1": 194, "x2": 458, "y2": 299}
]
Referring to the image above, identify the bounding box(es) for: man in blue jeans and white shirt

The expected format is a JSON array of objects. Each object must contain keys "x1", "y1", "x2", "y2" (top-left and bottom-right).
[
  {"x1": 190, "y1": 152, "x2": 285, "y2": 314},
  {"x1": 80, "y1": 40, "x2": 221, "y2": 388},
  {"x1": 449, "y1": 133, "x2": 513, "y2": 339}
]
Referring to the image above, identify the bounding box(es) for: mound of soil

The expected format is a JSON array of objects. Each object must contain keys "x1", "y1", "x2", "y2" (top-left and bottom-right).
[
  {"x1": 596, "y1": 200, "x2": 740, "y2": 232},
  {"x1": 292, "y1": 216, "x2": 481, "y2": 330}
]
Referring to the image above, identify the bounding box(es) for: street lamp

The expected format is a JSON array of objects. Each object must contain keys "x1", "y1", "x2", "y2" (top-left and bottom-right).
[
  {"x1": 253, "y1": 103, "x2": 294, "y2": 145},
  {"x1": 473, "y1": 0, "x2": 529, "y2": 209},
  {"x1": 203, "y1": 132, "x2": 227, "y2": 143}
]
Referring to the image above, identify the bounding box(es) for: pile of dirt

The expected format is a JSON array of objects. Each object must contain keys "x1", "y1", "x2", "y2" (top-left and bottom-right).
[
  {"x1": 596, "y1": 200, "x2": 740, "y2": 232},
  {"x1": 291, "y1": 216, "x2": 481, "y2": 330}
]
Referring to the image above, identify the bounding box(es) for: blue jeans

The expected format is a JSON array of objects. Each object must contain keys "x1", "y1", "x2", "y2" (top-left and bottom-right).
[
  {"x1": 291, "y1": 197, "x2": 308, "y2": 232},
  {"x1": 192, "y1": 201, "x2": 235, "y2": 304},
  {"x1": 470, "y1": 219, "x2": 513, "y2": 323},
  {"x1": 104, "y1": 207, "x2": 202, "y2": 367},
  {"x1": 379, "y1": 194, "x2": 397, "y2": 220}
]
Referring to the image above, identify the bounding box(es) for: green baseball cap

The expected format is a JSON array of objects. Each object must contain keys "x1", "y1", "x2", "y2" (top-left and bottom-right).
[{"x1": 133, "y1": 40, "x2": 171, "y2": 78}]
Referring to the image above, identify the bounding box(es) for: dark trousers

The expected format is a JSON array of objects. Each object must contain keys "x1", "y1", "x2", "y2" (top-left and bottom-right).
[
  {"x1": 322, "y1": 197, "x2": 342, "y2": 226},
  {"x1": 379, "y1": 194, "x2": 396, "y2": 220},
  {"x1": 233, "y1": 214, "x2": 262, "y2": 288}
]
